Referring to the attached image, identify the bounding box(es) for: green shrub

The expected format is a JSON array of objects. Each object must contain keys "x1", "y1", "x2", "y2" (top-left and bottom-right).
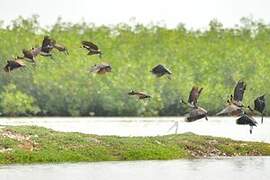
[
  {"x1": 0, "y1": 16, "x2": 269, "y2": 116},
  {"x1": 0, "y1": 84, "x2": 40, "y2": 116}
]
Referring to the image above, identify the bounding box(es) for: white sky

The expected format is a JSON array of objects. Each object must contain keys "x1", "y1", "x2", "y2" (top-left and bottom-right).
[{"x1": 0, "y1": 0, "x2": 270, "y2": 29}]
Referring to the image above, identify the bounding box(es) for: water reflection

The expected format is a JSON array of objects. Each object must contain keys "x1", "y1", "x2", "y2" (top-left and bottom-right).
[{"x1": 0, "y1": 157, "x2": 269, "y2": 180}]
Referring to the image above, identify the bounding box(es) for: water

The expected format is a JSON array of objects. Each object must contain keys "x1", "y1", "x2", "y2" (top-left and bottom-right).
[
  {"x1": 0, "y1": 117, "x2": 270, "y2": 143},
  {"x1": 0, "y1": 157, "x2": 269, "y2": 180}
]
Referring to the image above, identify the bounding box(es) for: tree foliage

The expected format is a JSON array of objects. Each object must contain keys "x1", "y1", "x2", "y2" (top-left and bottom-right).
[{"x1": 0, "y1": 16, "x2": 269, "y2": 116}]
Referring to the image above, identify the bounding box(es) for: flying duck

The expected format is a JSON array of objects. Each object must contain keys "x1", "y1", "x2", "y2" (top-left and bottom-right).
[
  {"x1": 81, "y1": 41, "x2": 102, "y2": 57},
  {"x1": 128, "y1": 90, "x2": 151, "y2": 99},
  {"x1": 4, "y1": 57, "x2": 26, "y2": 72},
  {"x1": 90, "y1": 63, "x2": 112, "y2": 74},
  {"x1": 150, "y1": 64, "x2": 172, "y2": 79}
]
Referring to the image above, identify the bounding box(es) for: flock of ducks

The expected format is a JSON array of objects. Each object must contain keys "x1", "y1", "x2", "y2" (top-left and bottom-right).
[
  {"x1": 179, "y1": 81, "x2": 266, "y2": 134},
  {"x1": 3, "y1": 36, "x2": 266, "y2": 134},
  {"x1": 3, "y1": 36, "x2": 107, "y2": 73}
]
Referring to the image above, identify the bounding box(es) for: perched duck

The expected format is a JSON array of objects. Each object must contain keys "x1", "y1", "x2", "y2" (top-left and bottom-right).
[
  {"x1": 181, "y1": 86, "x2": 208, "y2": 122},
  {"x1": 4, "y1": 58, "x2": 26, "y2": 72},
  {"x1": 128, "y1": 90, "x2": 151, "y2": 99},
  {"x1": 150, "y1": 64, "x2": 172, "y2": 79},
  {"x1": 236, "y1": 113, "x2": 258, "y2": 134},
  {"x1": 81, "y1": 41, "x2": 102, "y2": 57},
  {"x1": 90, "y1": 63, "x2": 111, "y2": 74}
]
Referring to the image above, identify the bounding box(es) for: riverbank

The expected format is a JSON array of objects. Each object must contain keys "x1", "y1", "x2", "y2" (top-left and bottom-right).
[{"x1": 0, "y1": 126, "x2": 270, "y2": 164}]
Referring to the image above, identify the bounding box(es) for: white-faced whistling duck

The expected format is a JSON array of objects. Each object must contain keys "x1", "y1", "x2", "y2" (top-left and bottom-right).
[
  {"x1": 232, "y1": 80, "x2": 246, "y2": 106},
  {"x1": 41, "y1": 36, "x2": 55, "y2": 54},
  {"x1": 181, "y1": 86, "x2": 208, "y2": 122},
  {"x1": 22, "y1": 48, "x2": 41, "y2": 63},
  {"x1": 216, "y1": 80, "x2": 247, "y2": 116},
  {"x1": 4, "y1": 57, "x2": 26, "y2": 72},
  {"x1": 53, "y1": 43, "x2": 69, "y2": 55},
  {"x1": 41, "y1": 36, "x2": 68, "y2": 55},
  {"x1": 188, "y1": 86, "x2": 203, "y2": 107},
  {"x1": 216, "y1": 99, "x2": 243, "y2": 116},
  {"x1": 128, "y1": 90, "x2": 151, "y2": 99},
  {"x1": 186, "y1": 107, "x2": 208, "y2": 122},
  {"x1": 81, "y1": 41, "x2": 102, "y2": 58},
  {"x1": 253, "y1": 95, "x2": 266, "y2": 123},
  {"x1": 150, "y1": 64, "x2": 172, "y2": 79},
  {"x1": 236, "y1": 111, "x2": 258, "y2": 134},
  {"x1": 89, "y1": 63, "x2": 112, "y2": 74}
]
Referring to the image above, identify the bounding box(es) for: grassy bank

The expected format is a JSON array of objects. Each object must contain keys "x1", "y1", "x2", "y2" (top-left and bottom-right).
[{"x1": 0, "y1": 126, "x2": 270, "y2": 164}]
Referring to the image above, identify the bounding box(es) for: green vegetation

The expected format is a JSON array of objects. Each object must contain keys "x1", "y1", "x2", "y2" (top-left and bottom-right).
[
  {"x1": 0, "y1": 16, "x2": 270, "y2": 116},
  {"x1": 0, "y1": 84, "x2": 40, "y2": 116},
  {"x1": 0, "y1": 126, "x2": 270, "y2": 164}
]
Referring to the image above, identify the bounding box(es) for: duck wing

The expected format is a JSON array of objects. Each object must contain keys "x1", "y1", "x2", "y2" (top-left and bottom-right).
[{"x1": 233, "y1": 80, "x2": 246, "y2": 102}]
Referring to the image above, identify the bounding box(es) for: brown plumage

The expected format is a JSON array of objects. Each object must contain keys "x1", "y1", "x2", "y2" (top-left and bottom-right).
[
  {"x1": 254, "y1": 95, "x2": 266, "y2": 124},
  {"x1": 185, "y1": 106, "x2": 208, "y2": 122},
  {"x1": 188, "y1": 86, "x2": 203, "y2": 107},
  {"x1": 53, "y1": 43, "x2": 69, "y2": 55},
  {"x1": 181, "y1": 86, "x2": 208, "y2": 122},
  {"x1": 22, "y1": 48, "x2": 41, "y2": 63},
  {"x1": 41, "y1": 36, "x2": 68, "y2": 55},
  {"x1": 216, "y1": 100, "x2": 243, "y2": 116},
  {"x1": 81, "y1": 41, "x2": 102, "y2": 57},
  {"x1": 4, "y1": 58, "x2": 26, "y2": 72},
  {"x1": 128, "y1": 90, "x2": 151, "y2": 99},
  {"x1": 150, "y1": 64, "x2": 172, "y2": 79},
  {"x1": 217, "y1": 80, "x2": 247, "y2": 116},
  {"x1": 90, "y1": 63, "x2": 112, "y2": 74},
  {"x1": 236, "y1": 114, "x2": 257, "y2": 134},
  {"x1": 41, "y1": 36, "x2": 55, "y2": 54},
  {"x1": 233, "y1": 80, "x2": 246, "y2": 104}
]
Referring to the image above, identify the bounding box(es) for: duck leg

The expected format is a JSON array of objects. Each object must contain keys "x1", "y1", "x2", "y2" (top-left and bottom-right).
[
  {"x1": 249, "y1": 126, "x2": 253, "y2": 134},
  {"x1": 175, "y1": 121, "x2": 179, "y2": 134},
  {"x1": 168, "y1": 121, "x2": 179, "y2": 134}
]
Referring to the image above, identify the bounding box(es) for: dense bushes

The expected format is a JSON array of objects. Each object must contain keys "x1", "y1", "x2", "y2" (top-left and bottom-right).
[
  {"x1": 0, "y1": 84, "x2": 40, "y2": 116},
  {"x1": 0, "y1": 16, "x2": 269, "y2": 116}
]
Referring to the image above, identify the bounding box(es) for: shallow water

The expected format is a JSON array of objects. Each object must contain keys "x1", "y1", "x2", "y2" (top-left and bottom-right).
[
  {"x1": 0, "y1": 157, "x2": 269, "y2": 180},
  {"x1": 0, "y1": 117, "x2": 270, "y2": 143}
]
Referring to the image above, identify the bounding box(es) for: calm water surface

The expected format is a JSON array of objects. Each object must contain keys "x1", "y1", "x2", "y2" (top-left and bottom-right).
[
  {"x1": 0, "y1": 157, "x2": 269, "y2": 180},
  {"x1": 0, "y1": 117, "x2": 270, "y2": 142}
]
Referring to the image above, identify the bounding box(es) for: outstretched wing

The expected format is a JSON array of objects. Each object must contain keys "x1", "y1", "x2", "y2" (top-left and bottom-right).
[
  {"x1": 151, "y1": 64, "x2": 172, "y2": 75},
  {"x1": 54, "y1": 43, "x2": 68, "y2": 54},
  {"x1": 236, "y1": 114, "x2": 257, "y2": 126},
  {"x1": 233, "y1": 80, "x2": 246, "y2": 102},
  {"x1": 254, "y1": 95, "x2": 266, "y2": 113},
  {"x1": 188, "y1": 86, "x2": 203, "y2": 105},
  {"x1": 14, "y1": 59, "x2": 26, "y2": 66}
]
